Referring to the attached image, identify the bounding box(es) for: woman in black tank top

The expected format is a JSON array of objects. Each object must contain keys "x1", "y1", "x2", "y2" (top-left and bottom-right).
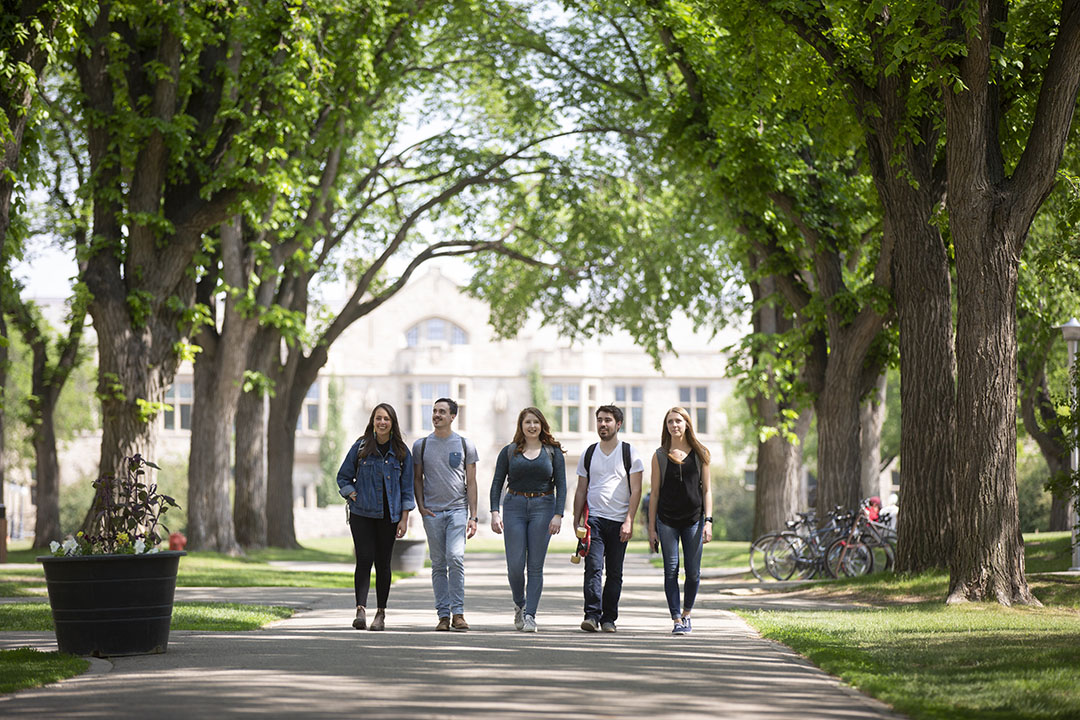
[{"x1": 647, "y1": 407, "x2": 713, "y2": 635}]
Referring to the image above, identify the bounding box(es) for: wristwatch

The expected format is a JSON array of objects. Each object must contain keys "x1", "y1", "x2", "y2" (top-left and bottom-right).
[
  {"x1": 704, "y1": 516, "x2": 714, "y2": 523},
  {"x1": 470, "y1": 517, "x2": 478, "y2": 523}
]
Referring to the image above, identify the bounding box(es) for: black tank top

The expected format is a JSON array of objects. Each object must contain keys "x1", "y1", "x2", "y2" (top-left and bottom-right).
[{"x1": 657, "y1": 450, "x2": 702, "y2": 528}]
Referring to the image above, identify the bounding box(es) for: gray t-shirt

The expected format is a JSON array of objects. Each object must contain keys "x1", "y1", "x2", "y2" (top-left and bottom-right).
[{"x1": 413, "y1": 432, "x2": 479, "y2": 512}]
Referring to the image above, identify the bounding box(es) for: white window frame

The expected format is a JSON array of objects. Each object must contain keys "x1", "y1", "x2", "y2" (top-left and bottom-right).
[
  {"x1": 548, "y1": 381, "x2": 584, "y2": 434},
  {"x1": 162, "y1": 380, "x2": 193, "y2": 432},
  {"x1": 678, "y1": 385, "x2": 709, "y2": 434},
  {"x1": 613, "y1": 384, "x2": 644, "y2": 434}
]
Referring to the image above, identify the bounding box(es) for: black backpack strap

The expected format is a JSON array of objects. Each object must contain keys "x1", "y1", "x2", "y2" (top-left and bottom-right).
[
  {"x1": 419, "y1": 436, "x2": 427, "y2": 478},
  {"x1": 583, "y1": 443, "x2": 597, "y2": 485},
  {"x1": 622, "y1": 442, "x2": 632, "y2": 492},
  {"x1": 654, "y1": 448, "x2": 667, "y2": 491}
]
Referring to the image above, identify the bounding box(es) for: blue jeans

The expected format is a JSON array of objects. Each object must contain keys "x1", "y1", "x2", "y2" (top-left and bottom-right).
[
  {"x1": 502, "y1": 492, "x2": 555, "y2": 617},
  {"x1": 422, "y1": 508, "x2": 467, "y2": 617},
  {"x1": 656, "y1": 517, "x2": 703, "y2": 618},
  {"x1": 583, "y1": 515, "x2": 628, "y2": 624}
]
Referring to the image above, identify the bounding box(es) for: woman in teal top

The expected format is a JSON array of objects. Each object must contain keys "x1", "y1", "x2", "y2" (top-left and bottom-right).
[{"x1": 490, "y1": 406, "x2": 567, "y2": 632}]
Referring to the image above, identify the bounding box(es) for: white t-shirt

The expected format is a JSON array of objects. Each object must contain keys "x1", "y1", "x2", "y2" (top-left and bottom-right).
[{"x1": 575, "y1": 441, "x2": 645, "y2": 522}]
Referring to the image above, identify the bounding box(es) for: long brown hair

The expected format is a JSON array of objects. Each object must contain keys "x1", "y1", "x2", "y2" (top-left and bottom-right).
[
  {"x1": 512, "y1": 407, "x2": 565, "y2": 455},
  {"x1": 357, "y1": 403, "x2": 409, "y2": 459},
  {"x1": 660, "y1": 406, "x2": 711, "y2": 464}
]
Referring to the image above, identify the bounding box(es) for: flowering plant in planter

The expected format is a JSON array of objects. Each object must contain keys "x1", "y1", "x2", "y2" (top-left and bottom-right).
[{"x1": 50, "y1": 454, "x2": 179, "y2": 557}]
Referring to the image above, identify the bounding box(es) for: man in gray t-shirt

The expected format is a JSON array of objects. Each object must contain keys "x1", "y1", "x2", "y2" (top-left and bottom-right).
[{"x1": 413, "y1": 398, "x2": 478, "y2": 631}]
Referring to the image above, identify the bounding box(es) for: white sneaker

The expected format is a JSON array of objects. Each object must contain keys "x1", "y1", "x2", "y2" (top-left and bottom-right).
[
  {"x1": 522, "y1": 615, "x2": 537, "y2": 633},
  {"x1": 514, "y1": 605, "x2": 524, "y2": 631}
]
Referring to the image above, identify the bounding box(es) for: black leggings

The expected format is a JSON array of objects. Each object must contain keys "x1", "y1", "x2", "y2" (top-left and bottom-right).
[{"x1": 349, "y1": 513, "x2": 397, "y2": 608}]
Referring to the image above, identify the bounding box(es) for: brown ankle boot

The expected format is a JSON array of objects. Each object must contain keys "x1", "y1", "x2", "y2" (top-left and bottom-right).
[
  {"x1": 369, "y1": 609, "x2": 385, "y2": 631},
  {"x1": 352, "y1": 606, "x2": 366, "y2": 630}
]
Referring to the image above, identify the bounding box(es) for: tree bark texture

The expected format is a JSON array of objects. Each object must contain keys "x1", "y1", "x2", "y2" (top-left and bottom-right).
[
  {"x1": 747, "y1": 269, "x2": 808, "y2": 537},
  {"x1": 188, "y1": 341, "x2": 241, "y2": 554},
  {"x1": 234, "y1": 382, "x2": 268, "y2": 548},
  {"x1": 944, "y1": 0, "x2": 1080, "y2": 605},
  {"x1": 753, "y1": 405, "x2": 812, "y2": 537},
  {"x1": 814, "y1": 351, "x2": 876, "y2": 515},
  {"x1": 777, "y1": 0, "x2": 958, "y2": 572},
  {"x1": 266, "y1": 388, "x2": 302, "y2": 548},
  {"x1": 186, "y1": 218, "x2": 266, "y2": 553},
  {"x1": 74, "y1": 6, "x2": 240, "y2": 511},
  {"x1": 949, "y1": 221, "x2": 1033, "y2": 604},
  {"x1": 860, "y1": 372, "x2": 888, "y2": 500},
  {"x1": 890, "y1": 204, "x2": 956, "y2": 573}
]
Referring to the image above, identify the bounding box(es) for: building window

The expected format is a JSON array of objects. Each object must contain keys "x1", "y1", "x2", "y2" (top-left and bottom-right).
[
  {"x1": 162, "y1": 380, "x2": 193, "y2": 431},
  {"x1": 406, "y1": 318, "x2": 468, "y2": 347},
  {"x1": 587, "y1": 383, "x2": 598, "y2": 431},
  {"x1": 613, "y1": 385, "x2": 644, "y2": 433},
  {"x1": 456, "y1": 382, "x2": 468, "y2": 431},
  {"x1": 679, "y1": 385, "x2": 708, "y2": 433},
  {"x1": 549, "y1": 382, "x2": 581, "y2": 433},
  {"x1": 420, "y1": 381, "x2": 451, "y2": 431},
  {"x1": 297, "y1": 381, "x2": 321, "y2": 433},
  {"x1": 406, "y1": 381, "x2": 467, "y2": 432}
]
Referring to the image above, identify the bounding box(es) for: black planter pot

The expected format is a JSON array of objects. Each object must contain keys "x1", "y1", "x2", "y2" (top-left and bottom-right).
[
  {"x1": 390, "y1": 538, "x2": 427, "y2": 573},
  {"x1": 38, "y1": 551, "x2": 185, "y2": 657}
]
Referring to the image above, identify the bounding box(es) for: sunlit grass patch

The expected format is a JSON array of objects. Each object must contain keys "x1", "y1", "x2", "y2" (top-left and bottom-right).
[
  {"x1": 0, "y1": 648, "x2": 88, "y2": 694},
  {"x1": 0, "y1": 602, "x2": 293, "y2": 631}
]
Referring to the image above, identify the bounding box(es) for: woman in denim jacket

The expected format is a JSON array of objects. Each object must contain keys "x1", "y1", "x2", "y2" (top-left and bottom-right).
[{"x1": 337, "y1": 403, "x2": 415, "y2": 631}]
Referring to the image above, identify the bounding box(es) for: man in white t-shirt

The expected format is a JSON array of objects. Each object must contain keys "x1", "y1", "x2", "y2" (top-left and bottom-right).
[{"x1": 572, "y1": 405, "x2": 644, "y2": 632}]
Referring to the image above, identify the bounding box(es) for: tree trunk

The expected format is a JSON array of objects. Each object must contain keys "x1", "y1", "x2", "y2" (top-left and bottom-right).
[
  {"x1": 234, "y1": 383, "x2": 268, "y2": 548},
  {"x1": 860, "y1": 372, "x2": 888, "y2": 500},
  {"x1": 31, "y1": 415, "x2": 61, "y2": 547},
  {"x1": 266, "y1": 389, "x2": 300, "y2": 548},
  {"x1": 186, "y1": 218, "x2": 263, "y2": 554},
  {"x1": 187, "y1": 345, "x2": 241, "y2": 554},
  {"x1": 948, "y1": 219, "x2": 1036, "y2": 605},
  {"x1": 753, "y1": 404, "x2": 812, "y2": 537},
  {"x1": 815, "y1": 359, "x2": 866, "y2": 515},
  {"x1": 890, "y1": 208, "x2": 956, "y2": 573},
  {"x1": 1050, "y1": 495, "x2": 1070, "y2": 533}
]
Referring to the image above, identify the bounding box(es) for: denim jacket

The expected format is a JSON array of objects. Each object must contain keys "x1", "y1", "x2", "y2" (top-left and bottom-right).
[{"x1": 336, "y1": 438, "x2": 416, "y2": 522}]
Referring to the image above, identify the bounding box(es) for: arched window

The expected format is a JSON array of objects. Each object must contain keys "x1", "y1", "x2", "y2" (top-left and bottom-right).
[{"x1": 405, "y1": 318, "x2": 468, "y2": 347}]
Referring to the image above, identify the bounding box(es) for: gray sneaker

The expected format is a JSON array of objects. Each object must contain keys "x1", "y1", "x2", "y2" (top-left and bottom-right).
[
  {"x1": 601, "y1": 621, "x2": 617, "y2": 633},
  {"x1": 522, "y1": 614, "x2": 537, "y2": 633},
  {"x1": 514, "y1": 605, "x2": 525, "y2": 631},
  {"x1": 580, "y1": 617, "x2": 600, "y2": 632}
]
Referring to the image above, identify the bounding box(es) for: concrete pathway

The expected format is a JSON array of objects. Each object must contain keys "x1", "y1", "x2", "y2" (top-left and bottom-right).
[{"x1": 0, "y1": 551, "x2": 905, "y2": 719}]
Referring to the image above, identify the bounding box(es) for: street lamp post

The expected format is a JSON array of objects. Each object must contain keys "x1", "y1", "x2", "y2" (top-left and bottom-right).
[{"x1": 1057, "y1": 318, "x2": 1080, "y2": 571}]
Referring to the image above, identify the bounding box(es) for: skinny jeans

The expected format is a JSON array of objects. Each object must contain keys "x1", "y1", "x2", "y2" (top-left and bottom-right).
[{"x1": 349, "y1": 512, "x2": 397, "y2": 608}]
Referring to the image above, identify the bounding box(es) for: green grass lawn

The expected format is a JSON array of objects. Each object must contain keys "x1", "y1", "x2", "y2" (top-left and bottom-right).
[
  {"x1": 0, "y1": 537, "x2": 412, "y2": 591},
  {"x1": 0, "y1": 601, "x2": 294, "y2": 631},
  {"x1": 739, "y1": 603, "x2": 1080, "y2": 720},
  {"x1": 648, "y1": 539, "x2": 750, "y2": 570},
  {"x1": 735, "y1": 531, "x2": 1080, "y2": 720},
  {"x1": 0, "y1": 648, "x2": 88, "y2": 694}
]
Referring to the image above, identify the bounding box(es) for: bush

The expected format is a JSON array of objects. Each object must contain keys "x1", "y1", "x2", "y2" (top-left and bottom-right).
[{"x1": 59, "y1": 456, "x2": 189, "y2": 537}]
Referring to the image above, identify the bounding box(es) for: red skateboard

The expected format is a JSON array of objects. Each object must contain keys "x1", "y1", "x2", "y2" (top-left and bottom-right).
[{"x1": 571, "y1": 505, "x2": 590, "y2": 564}]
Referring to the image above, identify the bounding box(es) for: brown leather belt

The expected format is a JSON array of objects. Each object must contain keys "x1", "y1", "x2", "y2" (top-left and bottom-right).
[{"x1": 506, "y1": 489, "x2": 554, "y2": 498}]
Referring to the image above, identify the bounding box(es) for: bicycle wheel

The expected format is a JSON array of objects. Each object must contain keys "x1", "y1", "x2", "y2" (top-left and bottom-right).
[
  {"x1": 826, "y1": 538, "x2": 874, "y2": 577},
  {"x1": 765, "y1": 534, "x2": 800, "y2": 580},
  {"x1": 868, "y1": 539, "x2": 895, "y2": 573},
  {"x1": 749, "y1": 533, "x2": 779, "y2": 581}
]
